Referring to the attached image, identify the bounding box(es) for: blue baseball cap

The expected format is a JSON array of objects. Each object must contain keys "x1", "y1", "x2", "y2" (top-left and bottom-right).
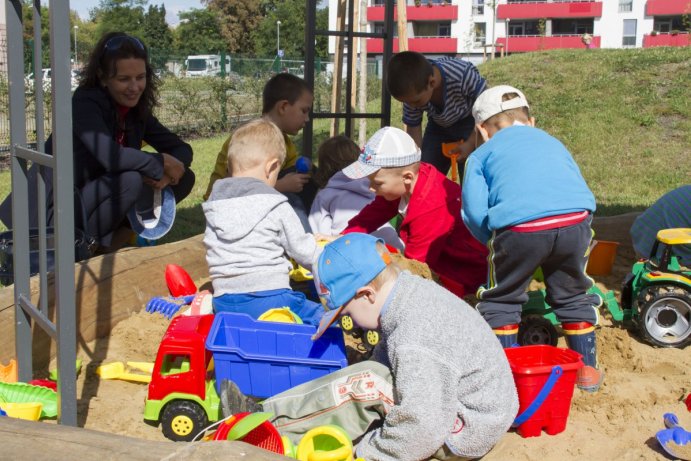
[
  {"x1": 312, "y1": 233, "x2": 391, "y2": 340},
  {"x1": 127, "y1": 185, "x2": 176, "y2": 240}
]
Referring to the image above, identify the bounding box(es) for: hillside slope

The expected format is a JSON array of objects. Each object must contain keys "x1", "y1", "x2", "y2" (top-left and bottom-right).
[{"x1": 478, "y1": 47, "x2": 690, "y2": 214}]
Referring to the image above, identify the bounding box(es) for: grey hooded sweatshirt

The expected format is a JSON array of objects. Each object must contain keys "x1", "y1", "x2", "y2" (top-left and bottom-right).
[
  {"x1": 203, "y1": 177, "x2": 319, "y2": 296},
  {"x1": 357, "y1": 272, "x2": 519, "y2": 460}
]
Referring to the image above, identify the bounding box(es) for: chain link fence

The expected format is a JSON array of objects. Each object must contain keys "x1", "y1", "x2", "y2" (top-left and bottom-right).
[{"x1": 1, "y1": 41, "x2": 386, "y2": 158}]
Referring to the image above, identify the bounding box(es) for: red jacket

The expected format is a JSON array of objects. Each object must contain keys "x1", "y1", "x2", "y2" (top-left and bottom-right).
[{"x1": 344, "y1": 163, "x2": 488, "y2": 296}]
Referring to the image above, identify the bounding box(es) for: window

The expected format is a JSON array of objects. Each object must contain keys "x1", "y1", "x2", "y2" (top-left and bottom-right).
[
  {"x1": 374, "y1": 22, "x2": 385, "y2": 35},
  {"x1": 473, "y1": 0, "x2": 484, "y2": 15},
  {"x1": 619, "y1": 0, "x2": 633, "y2": 13},
  {"x1": 438, "y1": 23, "x2": 451, "y2": 36},
  {"x1": 623, "y1": 19, "x2": 637, "y2": 46},
  {"x1": 509, "y1": 21, "x2": 539, "y2": 36},
  {"x1": 474, "y1": 23, "x2": 486, "y2": 46}
]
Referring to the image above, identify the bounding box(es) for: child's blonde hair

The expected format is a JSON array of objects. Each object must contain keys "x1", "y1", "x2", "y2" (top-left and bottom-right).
[
  {"x1": 483, "y1": 92, "x2": 532, "y2": 126},
  {"x1": 227, "y1": 118, "x2": 286, "y2": 174},
  {"x1": 313, "y1": 135, "x2": 360, "y2": 188}
]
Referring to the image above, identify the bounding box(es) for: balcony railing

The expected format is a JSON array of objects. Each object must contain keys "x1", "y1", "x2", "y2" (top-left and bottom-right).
[
  {"x1": 643, "y1": 32, "x2": 690, "y2": 47},
  {"x1": 496, "y1": 34, "x2": 600, "y2": 51},
  {"x1": 368, "y1": 36, "x2": 458, "y2": 53},
  {"x1": 645, "y1": 0, "x2": 691, "y2": 16},
  {"x1": 368, "y1": 2, "x2": 459, "y2": 21},
  {"x1": 498, "y1": 1, "x2": 602, "y2": 19}
]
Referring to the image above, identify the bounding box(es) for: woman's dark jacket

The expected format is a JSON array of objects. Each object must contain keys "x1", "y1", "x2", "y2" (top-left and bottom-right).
[{"x1": 45, "y1": 86, "x2": 193, "y2": 189}]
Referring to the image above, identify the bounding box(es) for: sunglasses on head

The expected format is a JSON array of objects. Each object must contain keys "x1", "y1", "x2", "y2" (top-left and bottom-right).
[{"x1": 103, "y1": 35, "x2": 145, "y2": 53}]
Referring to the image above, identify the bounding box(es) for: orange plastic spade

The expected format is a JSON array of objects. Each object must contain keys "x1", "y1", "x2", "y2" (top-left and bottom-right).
[{"x1": 442, "y1": 140, "x2": 464, "y2": 183}]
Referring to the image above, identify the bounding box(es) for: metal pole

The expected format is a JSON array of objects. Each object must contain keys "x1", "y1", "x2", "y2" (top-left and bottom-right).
[
  {"x1": 50, "y1": 0, "x2": 78, "y2": 426},
  {"x1": 276, "y1": 20, "x2": 281, "y2": 57},
  {"x1": 73, "y1": 25, "x2": 78, "y2": 67}
]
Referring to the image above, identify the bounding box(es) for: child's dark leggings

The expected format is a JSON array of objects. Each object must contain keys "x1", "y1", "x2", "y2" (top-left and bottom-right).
[{"x1": 476, "y1": 216, "x2": 602, "y2": 329}]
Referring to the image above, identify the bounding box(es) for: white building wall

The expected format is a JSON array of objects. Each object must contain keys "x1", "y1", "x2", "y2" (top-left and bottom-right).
[{"x1": 598, "y1": 0, "x2": 653, "y2": 49}]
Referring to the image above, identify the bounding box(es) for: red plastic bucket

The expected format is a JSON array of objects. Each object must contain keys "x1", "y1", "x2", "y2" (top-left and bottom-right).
[{"x1": 505, "y1": 345, "x2": 583, "y2": 438}]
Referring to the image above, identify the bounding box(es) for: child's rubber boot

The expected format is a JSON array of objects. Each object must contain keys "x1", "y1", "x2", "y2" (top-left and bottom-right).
[
  {"x1": 563, "y1": 322, "x2": 604, "y2": 392},
  {"x1": 493, "y1": 324, "x2": 519, "y2": 349}
]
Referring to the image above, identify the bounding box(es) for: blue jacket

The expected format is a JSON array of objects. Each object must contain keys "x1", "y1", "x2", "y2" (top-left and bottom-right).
[{"x1": 462, "y1": 125, "x2": 595, "y2": 244}]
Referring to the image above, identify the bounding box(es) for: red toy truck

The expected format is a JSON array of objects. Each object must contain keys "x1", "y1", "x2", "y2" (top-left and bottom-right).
[{"x1": 143, "y1": 315, "x2": 220, "y2": 441}]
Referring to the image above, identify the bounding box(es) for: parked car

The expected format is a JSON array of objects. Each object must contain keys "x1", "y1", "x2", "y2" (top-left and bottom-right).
[{"x1": 25, "y1": 68, "x2": 79, "y2": 93}]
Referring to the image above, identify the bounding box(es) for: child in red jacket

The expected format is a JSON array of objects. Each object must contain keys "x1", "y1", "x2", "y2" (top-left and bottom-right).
[{"x1": 341, "y1": 126, "x2": 487, "y2": 297}]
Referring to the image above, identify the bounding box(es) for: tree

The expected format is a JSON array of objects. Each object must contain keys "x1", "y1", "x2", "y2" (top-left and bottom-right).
[
  {"x1": 250, "y1": 0, "x2": 329, "y2": 59},
  {"x1": 203, "y1": 0, "x2": 265, "y2": 55},
  {"x1": 143, "y1": 4, "x2": 173, "y2": 69},
  {"x1": 174, "y1": 8, "x2": 228, "y2": 56},
  {"x1": 92, "y1": 0, "x2": 147, "y2": 39}
]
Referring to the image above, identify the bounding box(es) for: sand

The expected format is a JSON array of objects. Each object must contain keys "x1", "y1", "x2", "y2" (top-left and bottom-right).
[{"x1": 58, "y1": 215, "x2": 689, "y2": 460}]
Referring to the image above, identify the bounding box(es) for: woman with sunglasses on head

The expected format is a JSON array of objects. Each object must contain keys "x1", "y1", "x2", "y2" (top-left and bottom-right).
[{"x1": 45, "y1": 32, "x2": 195, "y2": 253}]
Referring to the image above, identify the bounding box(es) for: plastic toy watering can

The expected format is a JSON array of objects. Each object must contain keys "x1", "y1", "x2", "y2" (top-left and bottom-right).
[{"x1": 296, "y1": 425, "x2": 357, "y2": 461}]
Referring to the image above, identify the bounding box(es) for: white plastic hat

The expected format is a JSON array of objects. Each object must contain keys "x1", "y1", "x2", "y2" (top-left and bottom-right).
[
  {"x1": 127, "y1": 185, "x2": 176, "y2": 240},
  {"x1": 472, "y1": 85, "x2": 530, "y2": 125},
  {"x1": 342, "y1": 126, "x2": 421, "y2": 179}
]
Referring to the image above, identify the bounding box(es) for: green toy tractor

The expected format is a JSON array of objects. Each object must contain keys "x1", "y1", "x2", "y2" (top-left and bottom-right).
[{"x1": 621, "y1": 228, "x2": 691, "y2": 348}]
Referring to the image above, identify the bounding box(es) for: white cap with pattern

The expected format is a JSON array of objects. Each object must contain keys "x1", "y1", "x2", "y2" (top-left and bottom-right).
[
  {"x1": 472, "y1": 85, "x2": 530, "y2": 125},
  {"x1": 342, "y1": 126, "x2": 421, "y2": 179}
]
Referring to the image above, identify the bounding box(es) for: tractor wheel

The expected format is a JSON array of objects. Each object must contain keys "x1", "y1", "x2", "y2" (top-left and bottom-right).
[
  {"x1": 638, "y1": 288, "x2": 691, "y2": 348},
  {"x1": 160, "y1": 400, "x2": 208, "y2": 442},
  {"x1": 518, "y1": 315, "x2": 559, "y2": 347}
]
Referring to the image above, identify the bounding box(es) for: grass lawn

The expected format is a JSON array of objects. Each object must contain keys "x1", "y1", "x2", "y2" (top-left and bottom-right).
[{"x1": 0, "y1": 47, "x2": 688, "y2": 245}]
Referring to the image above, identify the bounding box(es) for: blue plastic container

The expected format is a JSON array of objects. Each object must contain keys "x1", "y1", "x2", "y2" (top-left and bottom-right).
[{"x1": 206, "y1": 312, "x2": 348, "y2": 398}]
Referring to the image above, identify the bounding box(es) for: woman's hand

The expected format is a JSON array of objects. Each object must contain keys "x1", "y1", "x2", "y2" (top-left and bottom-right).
[
  {"x1": 275, "y1": 172, "x2": 310, "y2": 193},
  {"x1": 143, "y1": 175, "x2": 173, "y2": 190},
  {"x1": 161, "y1": 153, "x2": 185, "y2": 184}
]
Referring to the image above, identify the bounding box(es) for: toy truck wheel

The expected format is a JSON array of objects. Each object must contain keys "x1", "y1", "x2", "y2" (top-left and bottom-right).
[
  {"x1": 365, "y1": 330, "x2": 380, "y2": 349},
  {"x1": 160, "y1": 400, "x2": 208, "y2": 442},
  {"x1": 518, "y1": 315, "x2": 559, "y2": 347},
  {"x1": 340, "y1": 315, "x2": 355, "y2": 332},
  {"x1": 638, "y1": 289, "x2": 691, "y2": 348}
]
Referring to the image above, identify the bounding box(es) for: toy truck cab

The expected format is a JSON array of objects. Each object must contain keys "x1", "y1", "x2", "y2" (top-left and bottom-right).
[
  {"x1": 622, "y1": 228, "x2": 691, "y2": 348},
  {"x1": 144, "y1": 314, "x2": 220, "y2": 441}
]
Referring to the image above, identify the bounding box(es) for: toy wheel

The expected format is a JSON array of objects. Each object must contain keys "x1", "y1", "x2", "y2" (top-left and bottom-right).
[
  {"x1": 340, "y1": 315, "x2": 355, "y2": 332},
  {"x1": 365, "y1": 330, "x2": 380, "y2": 348},
  {"x1": 518, "y1": 315, "x2": 559, "y2": 346},
  {"x1": 161, "y1": 400, "x2": 208, "y2": 442},
  {"x1": 638, "y1": 288, "x2": 691, "y2": 348}
]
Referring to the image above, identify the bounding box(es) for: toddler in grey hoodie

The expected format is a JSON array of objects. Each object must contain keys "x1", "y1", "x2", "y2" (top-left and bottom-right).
[{"x1": 203, "y1": 119, "x2": 324, "y2": 325}]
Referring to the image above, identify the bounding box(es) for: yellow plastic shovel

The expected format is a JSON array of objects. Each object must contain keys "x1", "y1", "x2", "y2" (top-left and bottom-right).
[{"x1": 96, "y1": 362, "x2": 153, "y2": 384}]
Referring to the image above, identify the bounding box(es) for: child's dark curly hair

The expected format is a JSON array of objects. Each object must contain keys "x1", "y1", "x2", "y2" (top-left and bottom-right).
[{"x1": 313, "y1": 135, "x2": 361, "y2": 188}]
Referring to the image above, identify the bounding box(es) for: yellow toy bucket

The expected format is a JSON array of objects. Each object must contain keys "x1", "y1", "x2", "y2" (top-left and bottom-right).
[
  {"x1": 586, "y1": 240, "x2": 619, "y2": 276},
  {"x1": 0, "y1": 402, "x2": 43, "y2": 421}
]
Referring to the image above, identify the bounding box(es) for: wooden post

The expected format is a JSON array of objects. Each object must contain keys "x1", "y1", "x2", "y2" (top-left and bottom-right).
[
  {"x1": 358, "y1": 0, "x2": 368, "y2": 146},
  {"x1": 350, "y1": 0, "x2": 359, "y2": 136},
  {"x1": 330, "y1": 0, "x2": 347, "y2": 136},
  {"x1": 397, "y1": 0, "x2": 408, "y2": 52}
]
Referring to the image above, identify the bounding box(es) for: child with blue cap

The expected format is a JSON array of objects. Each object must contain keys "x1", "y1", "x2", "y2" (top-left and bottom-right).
[{"x1": 220, "y1": 232, "x2": 518, "y2": 460}]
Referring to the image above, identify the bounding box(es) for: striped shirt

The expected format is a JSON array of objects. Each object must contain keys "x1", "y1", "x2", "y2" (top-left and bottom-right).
[{"x1": 402, "y1": 57, "x2": 487, "y2": 128}]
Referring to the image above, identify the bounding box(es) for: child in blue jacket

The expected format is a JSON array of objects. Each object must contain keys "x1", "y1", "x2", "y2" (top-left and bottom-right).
[{"x1": 462, "y1": 85, "x2": 603, "y2": 392}]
